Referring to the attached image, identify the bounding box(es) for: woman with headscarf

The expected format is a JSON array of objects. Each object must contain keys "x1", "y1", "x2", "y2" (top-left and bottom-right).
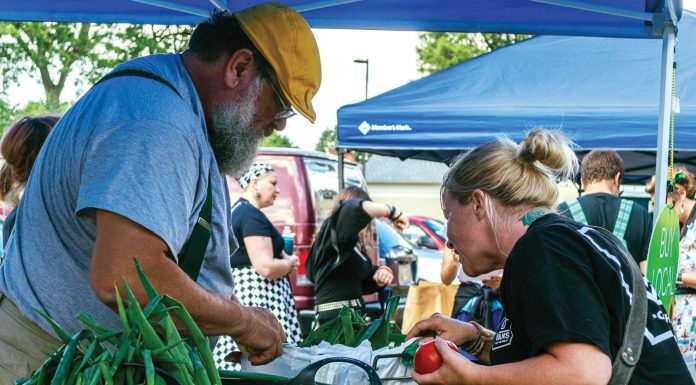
[
  {"x1": 406, "y1": 128, "x2": 691, "y2": 385},
  {"x1": 306, "y1": 186, "x2": 408, "y2": 324},
  {"x1": 213, "y1": 162, "x2": 301, "y2": 370}
]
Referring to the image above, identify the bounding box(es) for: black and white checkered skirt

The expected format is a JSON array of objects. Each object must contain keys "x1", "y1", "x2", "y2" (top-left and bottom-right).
[{"x1": 212, "y1": 266, "x2": 302, "y2": 371}]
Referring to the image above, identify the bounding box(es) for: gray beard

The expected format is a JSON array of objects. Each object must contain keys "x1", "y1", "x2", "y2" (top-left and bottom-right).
[{"x1": 210, "y1": 76, "x2": 264, "y2": 178}]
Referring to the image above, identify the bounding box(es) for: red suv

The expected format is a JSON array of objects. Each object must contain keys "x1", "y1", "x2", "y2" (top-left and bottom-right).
[{"x1": 226, "y1": 148, "x2": 371, "y2": 320}]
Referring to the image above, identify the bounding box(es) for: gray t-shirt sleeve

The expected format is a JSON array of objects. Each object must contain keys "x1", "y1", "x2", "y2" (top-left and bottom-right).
[{"x1": 76, "y1": 119, "x2": 200, "y2": 257}]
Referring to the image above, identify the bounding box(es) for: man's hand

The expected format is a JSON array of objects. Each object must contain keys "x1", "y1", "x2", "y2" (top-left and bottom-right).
[
  {"x1": 233, "y1": 306, "x2": 286, "y2": 365},
  {"x1": 482, "y1": 274, "x2": 501, "y2": 289}
]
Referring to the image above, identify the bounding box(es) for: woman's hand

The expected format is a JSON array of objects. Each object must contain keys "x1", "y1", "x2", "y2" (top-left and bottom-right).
[
  {"x1": 412, "y1": 338, "x2": 479, "y2": 385},
  {"x1": 406, "y1": 313, "x2": 478, "y2": 348},
  {"x1": 392, "y1": 215, "x2": 409, "y2": 231},
  {"x1": 286, "y1": 254, "x2": 300, "y2": 274},
  {"x1": 373, "y1": 266, "x2": 394, "y2": 287}
]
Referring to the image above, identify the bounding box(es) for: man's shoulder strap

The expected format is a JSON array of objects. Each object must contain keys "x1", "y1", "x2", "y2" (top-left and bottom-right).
[
  {"x1": 565, "y1": 199, "x2": 588, "y2": 225},
  {"x1": 94, "y1": 68, "x2": 183, "y2": 99},
  {"x1": 613, "y1": 199, "x2": 634, "y2": 243}
]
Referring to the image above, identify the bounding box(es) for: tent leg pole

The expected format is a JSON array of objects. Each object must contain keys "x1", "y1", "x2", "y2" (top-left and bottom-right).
[
  {"x1": 338, "y1": 148, "x2": 346, "y2": 191},
  {"x1": 653, "y1": 21, "x2": 676, "y2": 227}
]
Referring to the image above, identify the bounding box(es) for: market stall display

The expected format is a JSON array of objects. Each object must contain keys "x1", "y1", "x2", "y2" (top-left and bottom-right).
[{"x1": 15, "y1": 260, "x2": 391, "y2": 385}]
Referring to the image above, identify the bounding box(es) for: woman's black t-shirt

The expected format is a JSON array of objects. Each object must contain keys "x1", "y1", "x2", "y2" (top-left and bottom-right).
[
  {"x1": 229, "y1": 198, "x2": 284, "y2": 268},
  {"x1": 306, "y1": 198, "x2": 379, "y2": 304},
  {"x1": 491, "y1": 214, "x2": 693, "y2": 385}
]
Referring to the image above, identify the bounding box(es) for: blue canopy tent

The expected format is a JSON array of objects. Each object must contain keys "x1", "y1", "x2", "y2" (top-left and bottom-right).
[
  {"x1": 0, "y1": 0, "x2": 680, "y2": 38},
  {"x1": 0, "y1": 0, "x2": 682, "y2": 212},
  {"x1": 337, "y1": 11, "x2": 696, "y2": 180}
]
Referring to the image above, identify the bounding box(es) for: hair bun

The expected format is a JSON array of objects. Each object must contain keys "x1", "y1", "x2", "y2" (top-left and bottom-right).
[{"x1": 517, "y1": 128, "x2": 578, "y2": 180}]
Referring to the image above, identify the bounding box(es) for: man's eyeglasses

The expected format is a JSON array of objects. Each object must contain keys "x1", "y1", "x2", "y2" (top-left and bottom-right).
[{"x1": 264, "y1": 77, "x2": 297, "y2": 121}]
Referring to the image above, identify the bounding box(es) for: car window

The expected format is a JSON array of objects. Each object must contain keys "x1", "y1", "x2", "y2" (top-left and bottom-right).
[
  {"x1": 422, "y1": 219, "x2": 446, "y2": 241},
  {"x1": 304, "y1": 158, "x2": 367, "y2": 223},
  {"x1": 376, "y1": 219, "x2": 412, "y2": 256},
  {"x1": 402, "y1": 224, "x2": 429, "y2": 246}
]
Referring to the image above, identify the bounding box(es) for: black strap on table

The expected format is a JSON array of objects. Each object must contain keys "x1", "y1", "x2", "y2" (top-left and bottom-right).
[
  {"x1": 94, "y1": 69, "x2": 212, "y2": 281},
  {"x1": 592, "y1": 226, "x2": 647, "y2": 385}
]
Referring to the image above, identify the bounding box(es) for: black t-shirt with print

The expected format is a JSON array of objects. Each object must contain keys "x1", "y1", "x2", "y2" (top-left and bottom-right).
[
  {"x1": 490, "y1": 214, "x2": 692, "y2": 385},
  {"x1": 229, "y1": 198, "x2": 284, "y2": 268},
  {"x1": 558, "y1": 193, "x2": 651, "y2": 264}
]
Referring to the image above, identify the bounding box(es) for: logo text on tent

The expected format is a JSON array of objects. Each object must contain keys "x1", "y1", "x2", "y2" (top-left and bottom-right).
[{"x1": 358, "y1": 121, "x2": 412, "y2": 135}]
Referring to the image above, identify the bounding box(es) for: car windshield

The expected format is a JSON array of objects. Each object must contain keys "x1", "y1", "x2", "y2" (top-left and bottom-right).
[
  {"x1": 376, "y1": 219, "x2": 412, "y2": 256},
  {"x1": 304, "y1": 159, "x2": 367, "y2": 223},
  {"x1": 422, "y1": 219, "x2": 446, "y2": 241}
]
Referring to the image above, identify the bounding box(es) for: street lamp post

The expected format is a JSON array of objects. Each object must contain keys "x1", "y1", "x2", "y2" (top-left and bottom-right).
[{"x1": 353, "y1": 59, "x2": 369, "y2": 100}]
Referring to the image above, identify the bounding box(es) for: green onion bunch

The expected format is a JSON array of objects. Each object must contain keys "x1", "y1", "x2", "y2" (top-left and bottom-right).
[
  {"x1": 299, "y1": 296, "x2": 406, "y2": 350},
  {"x1": 16, "y1": 259, "x2": 221, "y2": 385}
]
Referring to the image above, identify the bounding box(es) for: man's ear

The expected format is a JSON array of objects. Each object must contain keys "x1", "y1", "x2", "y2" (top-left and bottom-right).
[
  {"x1": 223, "y1": 49, "x2": 256, "y2": 89},
  {"x1": 614, "y1": 172, "x2": 622, "y2": 187}
]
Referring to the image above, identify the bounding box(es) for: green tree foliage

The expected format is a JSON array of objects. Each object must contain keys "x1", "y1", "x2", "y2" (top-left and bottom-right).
[
  {"x1": 0, "y1": 22, "x2": 192, "y2": 112},
  {"x1": 416, "y1": 32, "x2": 530, "y2": 74},
  {"x1": 262, "y1": 132, "x2": 297, "y2": 148},
  {"x1": 315, "y1": 126, "x2": 337, "y2": 152}
]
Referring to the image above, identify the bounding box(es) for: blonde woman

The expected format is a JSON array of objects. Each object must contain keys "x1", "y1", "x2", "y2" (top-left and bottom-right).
[{"x1": 407, "y1": 129, "x2": 691, "y2": 385}]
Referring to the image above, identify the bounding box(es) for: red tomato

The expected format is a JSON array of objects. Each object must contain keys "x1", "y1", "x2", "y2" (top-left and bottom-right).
[{"x1": 413, "y1": 339, "x2": 459, "y2": 374}]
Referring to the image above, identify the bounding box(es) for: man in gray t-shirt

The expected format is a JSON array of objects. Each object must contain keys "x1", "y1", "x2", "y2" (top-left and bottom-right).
[{"x1": 0, "y1": 4, "x2": 322, "y2": 381}]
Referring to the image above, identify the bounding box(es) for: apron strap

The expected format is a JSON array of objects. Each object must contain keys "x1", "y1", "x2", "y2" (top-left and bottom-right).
[
  {"x1": 95, "y1": 69, "x2": 211, "y2": 281},
  {"x1": 566, "y1": 199, "x2": 588, "y2": 225},
  {"x1": 613, "y1": 199, "x2": 633, "y2": 247}
]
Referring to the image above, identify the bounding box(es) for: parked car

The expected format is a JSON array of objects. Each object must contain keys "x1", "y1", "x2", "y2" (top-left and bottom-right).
[
  {"x1": 376, "y1": 218, "x2": 443, "y2": 284},
  {"x1": 403, "y1": 215, "x2": 447, "y2": 251},
  {"x1": 227, "y1": 147, "x2": 376, "y2": 334}
]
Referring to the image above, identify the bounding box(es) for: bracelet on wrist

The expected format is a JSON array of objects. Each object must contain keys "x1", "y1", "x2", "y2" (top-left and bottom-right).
[
  {"x1": 387, "y1": 205, "x2": 397, "y2": 219},
  {"x1": 461, "y1": 321, "x2": 494, "y2": 356},
  {"x1": 677, "y1": 272, "x2": 684, "y2": 286}
]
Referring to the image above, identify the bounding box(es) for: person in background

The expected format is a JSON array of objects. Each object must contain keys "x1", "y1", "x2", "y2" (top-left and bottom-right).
[
  {"x1": 645, "y1": 175, "x2": 656, "y2": 209},
  {"x1": 0, "y1": 116, "x2": 58, "y2": 252},
  {"x1": 0, "y1": 3, "x2": 321, "y2": 381},
  {"x1": 441, "y1": 244, "x2": 503, "y2": 331},
  {"x1": 668, "y1": 169, "x2": 696, "y2": 364},
  {"x1": 407, "y1": 128, "x2": 691, "y2": 385},
  {"x1": 306, "y1": 186, "x2": 407, "y2": 324},
  {"x1": 558, "y1": 149, "x2": 651, "y2": 272},
  {"x1": 213, "y1": 162, "x2": 301, "y2": 370}
]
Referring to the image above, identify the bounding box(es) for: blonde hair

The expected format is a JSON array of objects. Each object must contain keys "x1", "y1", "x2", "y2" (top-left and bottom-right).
[{"x1": 443, "y1": 128, "x2": 578, "y2": 211}]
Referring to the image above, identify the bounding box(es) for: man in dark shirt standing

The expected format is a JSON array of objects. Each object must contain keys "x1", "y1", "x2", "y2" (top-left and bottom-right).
[{"x1": 558, "y1": 149, "x2": 651, "y2": 271}]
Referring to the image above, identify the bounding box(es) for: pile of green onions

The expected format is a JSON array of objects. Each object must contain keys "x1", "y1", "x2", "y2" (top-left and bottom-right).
[
  {"x1": 17, "y1": 259, "x2": 221, "y2": 385},
  {"x1": 299, "y1": 296, "x2": 406, "y2": 350}
]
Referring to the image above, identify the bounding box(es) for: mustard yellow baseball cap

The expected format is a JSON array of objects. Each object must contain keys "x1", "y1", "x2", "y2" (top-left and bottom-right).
[{"x1": 235, "y1": 3, "x2": 322, "y2": 123}]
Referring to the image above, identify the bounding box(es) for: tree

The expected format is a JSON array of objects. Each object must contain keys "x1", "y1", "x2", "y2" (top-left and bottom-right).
[
  {"x1": 416, "y1": 32, "x2": 530, "y2": 74},
  {"x1": 0, "y1": 22, "x2": 192, "y2": 111},
  {"x1": 315, "y1": 126, "x2": 337, "y2": 152},
  {"x1": 262, "y1": 132, "x2": 297, "y2": 148}
]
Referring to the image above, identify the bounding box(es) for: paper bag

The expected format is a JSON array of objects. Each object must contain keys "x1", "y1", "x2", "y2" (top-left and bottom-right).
[{"x1": 401, "y1": 281, "x2": 459, "y2": 333}]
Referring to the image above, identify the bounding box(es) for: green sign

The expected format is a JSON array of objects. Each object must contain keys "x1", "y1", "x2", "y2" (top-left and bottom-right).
[{"x1": 646, "y1": 204, "x2": 680, "y2": 315}]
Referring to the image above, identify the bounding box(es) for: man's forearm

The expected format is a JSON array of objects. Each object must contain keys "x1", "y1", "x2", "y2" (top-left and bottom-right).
[{"x1": 94, "y1": 254, "x2": 248, "y2": 337}]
